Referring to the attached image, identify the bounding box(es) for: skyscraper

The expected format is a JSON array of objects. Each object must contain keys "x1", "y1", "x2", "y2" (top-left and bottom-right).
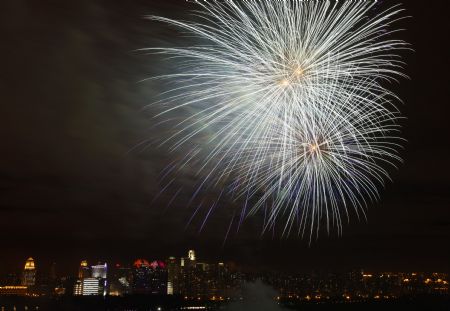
[
  {"x1": 91, "y1": 262, "x2": 108, "y2": 296},
  {"x1": 167, "y1": 257, "x2": 179, "y2": 295},
  {"x1": 149, "y1": 260, "x2": 168, "y2": 295},
  {"x1": 132, "y1": 259, "x2": 152, "y2": 294},
  {"x1": 109, "y1": 264, "x2": 132, "y2": 296},
  {"x1": 91, "y1": 263, "x2": 108, "y2": 279},
  {"x1": 73, "y1": 261, "x2": 108, "y2": 296},
  {"x1": 132, "y1": 259, "x2": 168, "y2": 295},
  {"x1": 73, "y1": 280, "x2": 83, "y2": 296},
  {"x1": 180, "y1": 250, "x2": 202, "y2": 298},
  {"x1": 21, "y1": 257, "x2": 36, "y2": 287},
  {"x1": 74, "y1": 261, "x2": 90, "y2": 296},
  {"x1": 82, "y1": 278, "x2": 101, "y2": 296},
  {"x1": 78, "y1": 260, "x2": 90, "y2": 279},
  {"x1": 188, "y1": 250, "x2": 196, "y2": 261}
]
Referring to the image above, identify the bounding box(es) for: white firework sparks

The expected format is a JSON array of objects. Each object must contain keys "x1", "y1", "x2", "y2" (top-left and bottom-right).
[
  {"x1": 144, "y1": 0, "x2": 408, "y2": 238},
  {"x1": 219, "y1": 86, "x2": 403, "y2": 238}
]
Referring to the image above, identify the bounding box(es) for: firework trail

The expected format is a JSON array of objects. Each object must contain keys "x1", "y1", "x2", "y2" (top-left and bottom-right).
[{"x1": 144, "y1": 0, "x2": 408, "y2": 238}]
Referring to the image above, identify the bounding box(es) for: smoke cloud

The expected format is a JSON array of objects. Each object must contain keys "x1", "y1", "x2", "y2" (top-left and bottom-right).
[{"x1": 226, "y1": 280, "x2": 286, "y2": 311}]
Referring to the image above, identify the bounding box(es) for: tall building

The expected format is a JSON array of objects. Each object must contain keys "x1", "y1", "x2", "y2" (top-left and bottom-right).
[
  {"x1": 132, "y1": 259, "x2": 152, "y2": 294},
  {"x1": 78, "y1": 260, "x2": 90, "y2": 279},
  {"x1": 149, "y1": 260, "x2": 168, "y2": 295},
  {"x1": 167, "y1": 257, "x2": 179, "y2": 295},
  {"x1": 74, "y1": 261, "x2": 90, "y2": 296},
  {"x1": 82, "y1": 278, "x2": 100, "y2": 296},
  {"x1": 73, "y1": 261, "x2": 107, "y2": 296},
  {"x1": 180, "y1": 250, "x2": 203, "y2": 299},
  {"x1": 109, "y1": 264, "x2": 132, "y2": 296},
  {"x1": 177, "y1": 251, "x2": 239, "y2": 300},
  {"x1": 132, "y1": 259, "x2": 168, "y2": 295},
  {"x1": 73, "y1": 280, "x2": 83, "y2": 296},
  {"x1": 217, "y1": 262, "x2": 228, "y2": 296},
  {"x1": 91, "y1": 262, "x2": 108, "y2": 296},
  {"x1": 188, "y1": 250, "x2": 196, "y2": 261},
  {"x1": 73, "y1": 278, "x2": 106, "y2": 297},
  {"x1": 21, "y1": 257, "x2": 36, "y2": 286},
  {"x1": 92, "y1": 263, "x2": 108, "y2": 279}
]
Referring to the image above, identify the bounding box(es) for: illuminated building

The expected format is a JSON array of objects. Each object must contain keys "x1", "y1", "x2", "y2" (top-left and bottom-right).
[
  {"x1": 180, "y1": 250, "x2": 197, "y2": 269},
  {"x1": 78, "y1": 260, "x2": 90, "y2": 279},
  {"x1": 54, "y1": 287, "x2": 66, "y2": 296},
  {"x1": 188, "y1": 250, "x2": 196, "y2": 261},
  {"x1": 149, "y1": 260, "x2": 168, "y2": 295},
  {"x1": 74, "y1": 278, "x2": 103, "y2": 296},
  {"x1": 180, "y1": 251, "x2": 196, "y2": 298},
  {"x1": 132, "y1": 259, "x2": 167, "y2": 295},
  {"x1": 179, "y1": 249, "x2": 199, "y2": 297},
  {"x1": 109, "y1": 263, "x2": 132, "y2": 296},
  {"x1": 132, "y1": 259, "x2": 152, "y2": 294},
  {"x1": 73, "y1": 280, "x2": 83, "y2": 296},
  {"x1": 82, "y1": 278, "x2": 101, "y2": 296},
  {"x1": 21, "y1": 258, "x2": 36, "y2": 287},
  {"x1": 91, "y1": 263, "x2": 107, "y2": 279},
  {"x1": 0, "y1": 286, "x2": 28, "y2": 296},
  {"x1": 217, "y1": 263, "x2": 227, "y2": 296},
  {"x1": 91, "y1": 263, "x2": 108, "y2": 296},
  {"x1": 167, "y1": 257, "x2": 180, "y2": 295},
  {"x1": 73, "y1": 261, "x2": 107, "y2": 296},
  {"x1": 176, "y1": 252, "x2": 243, "y2": 300},
  {"x1": 73, "y1": 261, "x2": 91, "y2": 296},
  {"x1": 260, "y1": 270, "x2": 450, "y2": 300}
]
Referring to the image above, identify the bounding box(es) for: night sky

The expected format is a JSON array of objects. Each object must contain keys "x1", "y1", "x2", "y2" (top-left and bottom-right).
[{"x1": 0, "y1": 0, "x2": 449, "y2": 276}]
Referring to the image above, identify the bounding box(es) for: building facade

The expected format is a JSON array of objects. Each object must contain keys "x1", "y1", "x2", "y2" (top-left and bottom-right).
[
  {"x1": 82, "y1": 278, "x2": 101, "y2": 296},
  {"x1": 167, "y1": 257, "x2": 179, "y2": 295},
  {"x1": 91, "y1": 263, "x2": 108, "y2": 279},
  {"x1": 132, "y1": 259, "x2": 168, "y2": 295},
  {"x1": 21, "y1": 258, "x2": 36, "y2": 287},
  {"x1": 78, "y1": 260, "x2": 90, "y2": 279}
]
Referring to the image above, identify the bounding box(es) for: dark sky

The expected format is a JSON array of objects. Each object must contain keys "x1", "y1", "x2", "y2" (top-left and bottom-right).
[{"x1": 0, "y1": 0, "x2": 449, "y2": 276}]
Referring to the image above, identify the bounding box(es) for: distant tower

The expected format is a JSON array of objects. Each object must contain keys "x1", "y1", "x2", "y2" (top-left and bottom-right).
[
  {"x1": 132, "y1": 259, "x2": 152, "y2": 294},
  {"x1": 180, "y1": 250, "x2": 199, "y2": 298},
  {"x1": 188, "y1": 250, "x2": 196, "y2": 261},
  {"x1": 78, "y1": 260, "x2": 90, "y2": 279},
  {"x1": 186, "y1": 250, "x2": 196, "y2": 270},
  {"x1": 21, "y1": 257, "x2": 36, "y2": 286},
  {"x1": 149, "y1": 260, "x2": 168, "y2": 295},
  {"x1": 91, "y1": 263, "x2": 108, "y2": 279},
  {"x1": 91, "y1": 262, "x2": 108, "y2": 296},
  {"x1": 167, "y1": 257, "x2": 179, "y2": 295}
]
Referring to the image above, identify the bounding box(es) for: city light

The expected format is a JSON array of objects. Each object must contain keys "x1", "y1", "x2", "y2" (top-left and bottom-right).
[{"x1": 0, "y1": 255, "x2": 447, "y2": 305}]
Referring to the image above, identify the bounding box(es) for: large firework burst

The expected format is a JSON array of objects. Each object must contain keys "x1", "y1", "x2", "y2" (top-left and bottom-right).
[{"x1": 144, "y1": 0, "x2": 408, "y2": 238}]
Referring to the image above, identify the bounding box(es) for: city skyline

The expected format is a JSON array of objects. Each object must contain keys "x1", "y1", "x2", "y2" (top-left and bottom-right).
[
  {"x1": 0, "y1": 252, "x2": 448, "y2": 303},
  {"x1": 2, "y1": 252, "x2": 449, "y2": 282}
]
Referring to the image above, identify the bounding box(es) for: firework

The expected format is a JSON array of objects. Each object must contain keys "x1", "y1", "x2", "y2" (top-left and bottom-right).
[
  {"x1": 219, "y1": 86, "x2": 403, "y2": 238},
  {"x1": 145, "y1": 0, "x2": 408, "y2": 237}
]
